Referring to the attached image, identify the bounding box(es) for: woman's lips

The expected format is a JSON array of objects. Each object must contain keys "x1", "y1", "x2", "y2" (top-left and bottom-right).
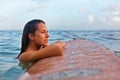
[{"x1": 44, "y1": 40, "x2": 48, "y2": 43}]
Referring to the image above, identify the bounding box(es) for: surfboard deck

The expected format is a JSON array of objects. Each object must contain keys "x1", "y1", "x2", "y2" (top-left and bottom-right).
[{"x1": 19, "y1": 39, "x2": 120, "y2": 80}]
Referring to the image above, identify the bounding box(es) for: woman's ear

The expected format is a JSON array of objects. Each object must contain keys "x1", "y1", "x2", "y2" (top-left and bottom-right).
[{"x1": 28, "y1": 33, "x2": 34, "y2": 40}]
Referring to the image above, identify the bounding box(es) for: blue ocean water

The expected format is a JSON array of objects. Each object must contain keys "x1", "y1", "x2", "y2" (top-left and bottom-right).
[{"x1": 0, "y1": 30, "x2": 120, "y2": 80}]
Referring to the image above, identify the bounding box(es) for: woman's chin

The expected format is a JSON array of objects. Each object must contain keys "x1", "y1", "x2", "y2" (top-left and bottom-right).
[{"x1": 43, "y1": 43, "x2": 48, "y2": 47}]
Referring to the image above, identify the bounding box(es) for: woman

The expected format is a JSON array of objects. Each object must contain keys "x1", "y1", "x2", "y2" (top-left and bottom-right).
[{"x1": 17, "y1": 19, "x2": 65, "y2": 63}]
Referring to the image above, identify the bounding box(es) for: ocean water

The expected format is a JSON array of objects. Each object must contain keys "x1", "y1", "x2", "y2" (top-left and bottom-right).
[{"x1": 0, "y1": 30, "x2": 120, "y2": 80}]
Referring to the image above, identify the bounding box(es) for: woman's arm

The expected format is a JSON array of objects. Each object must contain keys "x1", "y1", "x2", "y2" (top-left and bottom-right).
[{"x1": 19, "y1": 42, "x2": 65, "y2": 63}]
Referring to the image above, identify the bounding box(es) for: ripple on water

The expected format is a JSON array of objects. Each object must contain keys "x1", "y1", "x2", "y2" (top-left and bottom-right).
[
  {"x1": 114, "y1": 51, "x2": 120, "y2": 58},
  {"x1": 2, "y1": 66, "x2": 24, "y2": 80}
]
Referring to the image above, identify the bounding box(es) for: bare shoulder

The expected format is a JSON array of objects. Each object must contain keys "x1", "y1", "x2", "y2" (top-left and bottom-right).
[
  {"x1": 18, "y1": 51, "x2": 39, "y2": 62},
  {"x1": 18, "y1": 52, "x2": 31, "y2": 62}
]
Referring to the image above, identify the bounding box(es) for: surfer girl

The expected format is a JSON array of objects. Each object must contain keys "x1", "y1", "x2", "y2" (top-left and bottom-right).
[{"x1": 17, "y1": 19, "x2": 65, "y2": 63}]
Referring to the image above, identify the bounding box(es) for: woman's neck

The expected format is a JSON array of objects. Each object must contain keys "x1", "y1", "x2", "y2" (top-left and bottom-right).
[{"x1": 26, "y1": 42, "x2": 40, "y2": 51}]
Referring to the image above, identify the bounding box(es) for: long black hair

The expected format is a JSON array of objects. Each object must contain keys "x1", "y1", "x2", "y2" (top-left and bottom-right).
[{"x1": 17, "y1": 19, "x2": 45, "y2": 58}]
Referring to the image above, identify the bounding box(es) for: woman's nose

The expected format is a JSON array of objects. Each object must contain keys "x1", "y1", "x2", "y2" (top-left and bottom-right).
[{"x1": 46, "y1": 33, "x2": 50, "y2": 38}]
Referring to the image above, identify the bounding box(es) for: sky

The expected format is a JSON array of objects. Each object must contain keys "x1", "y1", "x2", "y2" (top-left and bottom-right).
[{"x1": 0, "y1": 0, "x2": 120, "y2": 30}]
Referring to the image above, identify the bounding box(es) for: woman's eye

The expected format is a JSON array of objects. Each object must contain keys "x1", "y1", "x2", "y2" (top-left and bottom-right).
[
  {"x1": 41, "y1": 32, "x2": 44, "y2": 33},
  {"x1": 40, "y1": 31, "x2": 44, "y2": 33},
  {"x1": 41, "y1": 31, "x2": 48, "y2": 33}
]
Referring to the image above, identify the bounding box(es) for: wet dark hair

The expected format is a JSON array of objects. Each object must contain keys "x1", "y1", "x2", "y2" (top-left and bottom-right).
[{"x1": 17, "y1": 19, "x2": 45, "y2": 58}]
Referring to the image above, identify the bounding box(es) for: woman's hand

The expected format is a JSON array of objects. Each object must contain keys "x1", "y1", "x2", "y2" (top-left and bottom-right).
[{"x1": 52, "y1": 41, "x2": 66, "y2": 49}]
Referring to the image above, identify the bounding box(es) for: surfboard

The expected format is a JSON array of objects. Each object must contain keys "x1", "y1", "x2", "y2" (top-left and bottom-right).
[{"x1": 19, "y1": 39, "x2": 120, "y2": 80}]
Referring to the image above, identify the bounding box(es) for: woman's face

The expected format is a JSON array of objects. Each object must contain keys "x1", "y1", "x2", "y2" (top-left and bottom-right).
[{"x1": 32, "y1": 23, "x2": 49, "y2": 47}]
